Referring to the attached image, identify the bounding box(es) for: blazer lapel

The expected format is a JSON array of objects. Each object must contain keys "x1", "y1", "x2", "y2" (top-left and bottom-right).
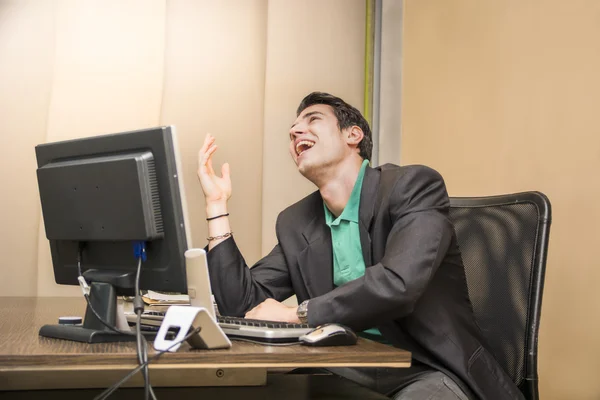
[
  {"x1": 296, "y1": 166, "x2": 380, "y2": 297},
  {"x1": 358, "y1": 166, "x2": 380, "y2": 267},
  {"x1": 297, "y1": 211, "x2": 334, "y2": 298}
]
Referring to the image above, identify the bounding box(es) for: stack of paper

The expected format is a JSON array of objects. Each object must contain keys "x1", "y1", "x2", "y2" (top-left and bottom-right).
[{"x1": 141, "y1": 290, "x2": 190, "y2": 306}]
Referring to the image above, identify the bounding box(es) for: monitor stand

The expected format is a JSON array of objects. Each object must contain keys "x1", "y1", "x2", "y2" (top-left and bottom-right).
[{"x1": 39, "y1": 271, "x2": 155, "y2": 343}]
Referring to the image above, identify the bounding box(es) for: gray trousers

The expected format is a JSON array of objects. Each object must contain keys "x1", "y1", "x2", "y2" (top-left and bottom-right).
[
  {"x1": 392, "y1": 371, "x2": 469, "y2": 400},
  {"x1": 328, "y1": 367, "x2": 469, "y2": 400}
]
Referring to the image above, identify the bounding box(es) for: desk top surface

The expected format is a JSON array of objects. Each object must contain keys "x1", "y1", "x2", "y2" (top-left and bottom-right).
[{"x1": 0, "y1": 297, "x2": 411, "y2": 369}]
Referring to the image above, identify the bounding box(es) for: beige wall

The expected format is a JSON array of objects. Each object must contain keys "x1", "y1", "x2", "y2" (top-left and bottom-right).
[
  {"x1": 159, "y1": 0, "x2": 268, "y2": 268},
  {"x1": 261, "y1": 0, "x2": 366, "y2": 254},
  {"x1": 0, "y1": 0, "x2": 56, "y2": 296},
  {"x1": 0, "y1": 0, "x2": 366, "y2": 297},
  {"x1": 401, "y1": 1, "x2": 600, "y2": 399}
]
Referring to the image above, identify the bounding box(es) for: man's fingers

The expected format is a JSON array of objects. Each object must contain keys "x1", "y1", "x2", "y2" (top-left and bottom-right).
[
  {"x1": 197, "y1": 145, "x2": 218, "y2": 182},
  {"x1": 221, "y1": 162, "x2": 230, "y2": 180},
  {"x1": 245, "y1": 308, "x2": 256, "y2": 319},
  {"x1": 207, "y1": 146, "x2": 217, "y2": 176},
  {"x1": 203, "y1": 134, "x2": 215, "y2": 151},
  {"x1": 207, "y1": 158, "x2": 215, "y2": 176},
  {"x1": 198, "y1": 134, "x2": 215, "y2": 162},
  {"x1": 200, "y1": 145, "x2": 218, "y2": 167}
]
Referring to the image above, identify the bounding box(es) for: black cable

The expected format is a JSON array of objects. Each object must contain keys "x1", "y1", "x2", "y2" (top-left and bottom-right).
[
  {"x1": 93, "y1": 327, "x2": 202, "y2": 400},
  {"x1": 133, "y1": 256, "x2": 152, "y2": 400},
  {"x1": 141, "y1": 334, "x2": 157, "y2": 400},
  {"x1": 136, "y1": 313, "x2": 153, "y2": 399},
  {"x1": 77, "y1": 242, "x2": 85, "y2": 277},
  {"x1": 77, "y1": 243, "x2": 154, "y2": 399},
  {"x1": 82, "y1": 294, "x2": 133, "y2": 336}
]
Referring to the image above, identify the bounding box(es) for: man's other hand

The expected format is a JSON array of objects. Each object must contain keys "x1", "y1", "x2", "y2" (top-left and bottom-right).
[{"x1": 245, "y1": 298, "x2": 300, "y2": 323}]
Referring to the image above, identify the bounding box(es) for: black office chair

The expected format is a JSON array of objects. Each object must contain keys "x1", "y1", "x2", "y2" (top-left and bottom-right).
[{"x1": 448, "y1": 192, "x2": 551, "y2": 400}]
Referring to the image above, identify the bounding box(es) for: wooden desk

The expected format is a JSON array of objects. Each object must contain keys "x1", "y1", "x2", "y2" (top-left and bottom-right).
[{"x1": 0, "y1": 297, "x2": 411, "y2": 392}]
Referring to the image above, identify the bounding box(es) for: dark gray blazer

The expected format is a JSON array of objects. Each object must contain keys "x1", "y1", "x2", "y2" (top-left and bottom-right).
[{"x1": 207, "y1": 164, "x2": 524, "y2": 400}]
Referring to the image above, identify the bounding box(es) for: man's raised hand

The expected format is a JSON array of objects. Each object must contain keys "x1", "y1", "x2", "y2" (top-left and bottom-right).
[{"x1": 197, "y1": 134, "x2": 232, "y2": 206}]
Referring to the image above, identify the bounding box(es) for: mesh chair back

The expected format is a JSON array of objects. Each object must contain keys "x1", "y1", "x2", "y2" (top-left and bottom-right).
[{"x1": 449, "y1": 192, "x2": 551, "y2": 400}]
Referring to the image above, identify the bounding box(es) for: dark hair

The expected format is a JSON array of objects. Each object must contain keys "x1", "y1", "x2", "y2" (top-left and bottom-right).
[{"x1": 296, "y1": 92, "x2": 373, "y2": 161}]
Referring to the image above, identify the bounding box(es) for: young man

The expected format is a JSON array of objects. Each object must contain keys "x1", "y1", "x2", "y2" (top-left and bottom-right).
[{"x1": 197, "y1": 92, "x2": 524, "y2": 400}]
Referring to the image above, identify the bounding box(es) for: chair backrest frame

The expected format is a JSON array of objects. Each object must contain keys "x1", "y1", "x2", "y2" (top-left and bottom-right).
[{"x1": 449, "y1": 191, "x2": 551, "y2": 400}]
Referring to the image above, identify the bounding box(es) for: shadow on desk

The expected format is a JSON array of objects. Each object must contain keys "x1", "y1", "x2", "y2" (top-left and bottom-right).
[{"x1": 1, "y1": 374, "x2": 389, "y2": 400}]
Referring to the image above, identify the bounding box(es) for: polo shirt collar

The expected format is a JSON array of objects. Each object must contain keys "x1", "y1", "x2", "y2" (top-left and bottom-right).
[{"x1": 324, "y1": 159, "x2": 370, "y2": 226}]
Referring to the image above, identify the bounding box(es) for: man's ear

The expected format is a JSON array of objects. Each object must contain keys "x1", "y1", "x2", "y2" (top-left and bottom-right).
[{"x1": 346, "y1": 126, "x2": 364, "y2": 147}]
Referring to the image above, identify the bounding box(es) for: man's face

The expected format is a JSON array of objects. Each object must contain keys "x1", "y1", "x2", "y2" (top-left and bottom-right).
[{"x1": 288, "y1": 104, "x2": 349, "y2": 177}]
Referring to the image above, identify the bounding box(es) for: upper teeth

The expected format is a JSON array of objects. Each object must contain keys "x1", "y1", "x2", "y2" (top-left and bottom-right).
[{"x1": 296, "y1": 140, "x2": 315, "y2": 156}]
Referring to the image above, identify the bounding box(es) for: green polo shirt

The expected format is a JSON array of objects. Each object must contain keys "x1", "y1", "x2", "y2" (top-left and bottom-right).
[{"x1": 324, "y1": 159, "x2": 385, "y2": 342}]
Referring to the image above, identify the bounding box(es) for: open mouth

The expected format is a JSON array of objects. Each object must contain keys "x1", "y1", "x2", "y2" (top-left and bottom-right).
[{"x1": 295, "y1": 140, "x2": 315, "y2": 156}]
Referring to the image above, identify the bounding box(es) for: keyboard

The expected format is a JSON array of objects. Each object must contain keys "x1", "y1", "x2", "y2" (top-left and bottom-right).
[
  {"x1": 126, "y1": 309, "x2": 312, "y2": 343},
  {"x1": 217, "y1": 316, "x2": 311, "y2": 343}
]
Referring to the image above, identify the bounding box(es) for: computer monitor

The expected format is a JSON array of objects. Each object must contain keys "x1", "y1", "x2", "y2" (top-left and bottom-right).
[{"x1": 35, "y1": 126, "x2": 192, "y2": 343}]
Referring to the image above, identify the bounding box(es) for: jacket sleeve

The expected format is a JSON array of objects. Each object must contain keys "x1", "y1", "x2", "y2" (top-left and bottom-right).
[
  {"x1": 307, "y1": 166, "x2": 453, "y2": 331},
  {"x1": 206, "y1": 237, "x2": 294, "y2": 317}
]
